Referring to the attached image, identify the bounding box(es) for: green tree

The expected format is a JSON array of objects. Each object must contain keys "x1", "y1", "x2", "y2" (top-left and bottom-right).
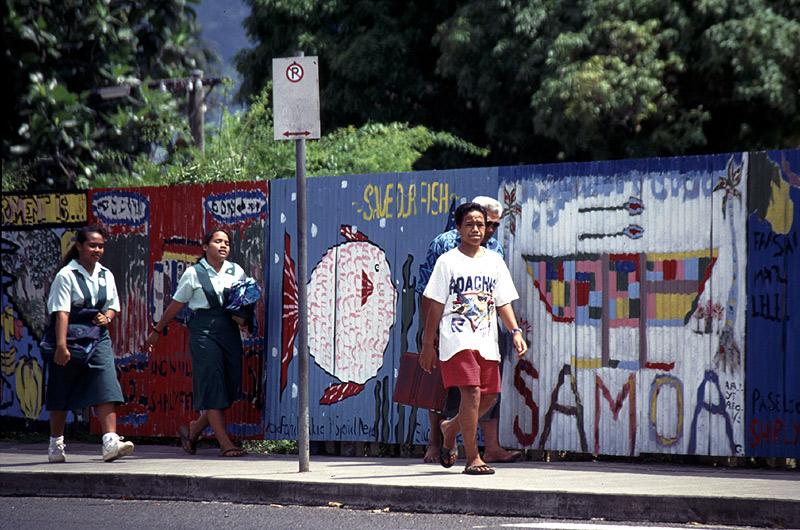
[
  {"x1": 234, "y1": 0, "x2": 487, "y2": 168},
  {"x1": 94, "y1": 87, "x2": 487, "y2": 187},
  {"x1": 436, "y1": 0, "x2": 800, "y2": 160},
  {"x1": 2, "y1": 0, "x2": 214, "y2": 190},
  {"x1": 236, "y1": 0, "x2": 800, "y2": 164}
]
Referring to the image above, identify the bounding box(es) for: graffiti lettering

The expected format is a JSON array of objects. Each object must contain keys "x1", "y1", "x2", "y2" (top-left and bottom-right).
[
  {"x1": 265, "y1": 415, "x2": 324, "y2": 437},
  {"x1": 204, "y1": 190, "x2": 267, "y2": 223},
  {"x1": 512, "y1": 359, "x2": 539, "y2": 446},
  {"x1": 649, "y1": 172, "x2": 714, "y2": 201},
  {"x1": 751, "y1": 388, "x2": 800, "y2": 414},
  {"x1": 396, "y1": 182, "x2": 417, "y2": 218},
  {"x1": 750, "y1": 294, "x2": 789, "y2": 322},
  {"x1": 649, "y1": 375, "x2": 683, "y2": 446},
  {"x1": 355, "y1": 181, "x2": 451, "y2": 221},
  {"x1": 146, "y1": 390, "x2": 193, "y2": 413},
  {"x1": 594, "y1": 373, "x2": 636, "y2": 456},
  {"x1": 148, "y1": 356, "x2": 192, "y2": 378},
  {"x1": 538, "y1": 364, "x2": 588, "y2": 452},
  {"x1": 1, "y1": 193, "x2": 87, "y2": 228},
  {"x1": 724, "y1": 382, "x2": 744, "y2": 425},
  {"x1": 750, "y1": 262, "x2": 790, "y2": 322},
  {"x1": 266, "y1": 415, "x2": 297, "y2": 437},
  {"x1": 361, "y1": 183, "x2": 396, "y2": 220},
  {"x1": 419, "y1": 181, "x2": 451, "y2": 216},
  {"x1": 688, "y1": 371, "x2": 737, "y2": 455},
  {"x1": 749, "y1": 418, "x2": 800, "y2": 448},
  {"x1": 335, "y1": 417, "x2": 375, "y2": 438},
  {"x1": 92, "y1": 191, "x2": 148, "y2": 226},
  {"x1": 752, "y1": 230, "x2": 797, "y2": 258},
  {"x1": 753, "y1": 265, "x2": 788, "y2": 285}
]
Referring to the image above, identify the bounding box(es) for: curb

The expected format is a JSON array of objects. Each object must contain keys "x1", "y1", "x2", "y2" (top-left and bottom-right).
[{"x1": 2, "y1": 471, "x2": 798, "y2": 528}]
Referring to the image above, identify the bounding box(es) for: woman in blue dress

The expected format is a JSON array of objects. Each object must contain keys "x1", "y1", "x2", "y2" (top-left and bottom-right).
[
  {"x1": 144, "y1": 229, "x2": 247, "y2": 457},
  {"x1": 45, "y1": 225, "x2": 134, "y2": 463}
]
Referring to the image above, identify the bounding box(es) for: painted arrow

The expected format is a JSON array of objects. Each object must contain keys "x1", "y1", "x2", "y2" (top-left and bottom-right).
[
  {"x1": 579, "y1": 196, "x2": 644, "y2": 215},
  {"x1": 283, "y1": 131, "x2": 311, "y2": 137},
  {"x1": 579, "y1": 223, "x2": 644, "y2": 240}
]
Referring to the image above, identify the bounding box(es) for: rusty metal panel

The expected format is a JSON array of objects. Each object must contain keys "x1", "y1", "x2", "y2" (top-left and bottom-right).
[{"x1": 86, "y1": 183, "x2": 268, "y2": 438}]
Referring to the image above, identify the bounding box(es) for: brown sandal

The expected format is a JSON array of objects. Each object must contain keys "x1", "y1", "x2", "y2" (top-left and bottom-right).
[
  {"x1": 177, "y1": 425, "x2": 196, "y2": 455},
  {"x1": 219, "y1": 447, "x2": 247, "y2": 457}
]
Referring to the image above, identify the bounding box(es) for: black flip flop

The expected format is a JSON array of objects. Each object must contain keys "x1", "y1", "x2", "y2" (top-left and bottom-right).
[
  {"x1": 439, "y1": 446, "x2": 458, "y2": 468},
  {"x1": 463, "y1": 464, "x2": 495, "y2": 475}
]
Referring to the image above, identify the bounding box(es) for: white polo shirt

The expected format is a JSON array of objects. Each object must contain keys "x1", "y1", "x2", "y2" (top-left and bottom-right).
[
  {"x1": 46, "y1": 260, "x2": 120, "y2": 314},
  {"x1": 172, "y1": 258, "x2": 245, "y2": 310}
]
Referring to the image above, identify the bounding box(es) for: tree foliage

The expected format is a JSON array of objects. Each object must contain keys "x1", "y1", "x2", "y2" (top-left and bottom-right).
[
  {"x1": 237, "y1": 0, "x2": 800, "y2": 164},
  {"x1": 2, "y1": 0, "x2": 213, "y2": 190},
  {"x1": 93, "y1": 87, "x2": 487, "y2": 188},
  {"x1": 234, "y1": 0, "x2": 487, "y2": 166}
]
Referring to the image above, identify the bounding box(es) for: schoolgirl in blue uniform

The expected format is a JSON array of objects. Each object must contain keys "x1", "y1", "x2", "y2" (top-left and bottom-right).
[
  {"x1": 45, "y1": 225, "x2": 134, "y2": 463},
  {"x1": 145, "y1": 229, "x2": 247, "y2": 457}
]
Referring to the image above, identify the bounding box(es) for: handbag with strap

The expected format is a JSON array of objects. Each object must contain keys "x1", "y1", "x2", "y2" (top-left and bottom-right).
[{"x1": 40, "y1": 269, "x2": 106, "y2": 365}]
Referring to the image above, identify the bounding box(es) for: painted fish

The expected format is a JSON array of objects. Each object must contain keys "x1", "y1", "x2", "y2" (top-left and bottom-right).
[{"x1": 280, "y1": 226, "x2": 397, "y2": 405}]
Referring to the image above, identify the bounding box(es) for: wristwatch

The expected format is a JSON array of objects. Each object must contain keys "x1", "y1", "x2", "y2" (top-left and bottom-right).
[{"x1": 511, "y1": 327, "x2": 523, "y2": 335}]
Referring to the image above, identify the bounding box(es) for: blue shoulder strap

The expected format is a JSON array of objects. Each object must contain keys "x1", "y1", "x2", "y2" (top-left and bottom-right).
[
  {"x1": 193, "y1": 263, "x2": 221, "y2": 308},
  {"x1": 71, "y1": 269, "x2": 106, "y2": 309}
]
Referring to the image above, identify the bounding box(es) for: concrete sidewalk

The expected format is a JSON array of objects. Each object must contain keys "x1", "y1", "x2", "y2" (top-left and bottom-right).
[{"x1": 1, "y1": 442, "x2": 798, "y2": 528}]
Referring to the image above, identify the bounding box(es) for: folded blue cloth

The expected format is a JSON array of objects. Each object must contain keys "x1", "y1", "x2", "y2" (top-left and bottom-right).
[{"x1": 224, "y1": 277, "x2": 262, "y2": 332}]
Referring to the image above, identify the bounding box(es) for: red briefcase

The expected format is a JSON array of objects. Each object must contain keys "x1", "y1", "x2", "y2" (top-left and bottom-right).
[{"x1": 392, "y1": 351, "x2": 447, "y2": 412}]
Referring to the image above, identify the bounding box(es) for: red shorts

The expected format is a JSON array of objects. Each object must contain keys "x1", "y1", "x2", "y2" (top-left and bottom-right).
[{"x1": 440, "y1": 349, "x2": 501, "y2": 394}]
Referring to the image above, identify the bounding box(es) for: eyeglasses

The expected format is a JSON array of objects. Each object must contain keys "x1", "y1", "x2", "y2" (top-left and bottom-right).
[{"x1": 486, "y1": 221, "x2": 501, "y2": 229}]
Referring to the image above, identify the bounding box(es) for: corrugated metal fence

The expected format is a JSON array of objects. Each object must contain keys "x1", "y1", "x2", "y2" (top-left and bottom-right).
[{"x1": 1, "y1": 151, "x2": 797, "y2": 458}]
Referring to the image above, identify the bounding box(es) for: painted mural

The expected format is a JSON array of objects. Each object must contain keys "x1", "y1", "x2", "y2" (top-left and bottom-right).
[
  {"x1": 1, "y1": 150, "x2": 797, "y2": 459},
  {"x1": 497, "y1": 152, "x2": 798, "y2": 458},
  {"x1": 1, "y1": 192, "x2": 87, "y2": 423},
  {"x1": 745, "y1": 152, "x2": 800, "y2": 458},
  {"x1": 264, "y1": 151, "x2": 797, "y2": 459},
  {"x1": 499, "y1": 155, "x2": 748, "y2": 457},
  {"x1": 0, "y1": 184, "x2": 268, "y2": 439},
  {"x1": 97, "y1": 183, "x2": 268, "y2": 438},
  {"x1": 264, "y1": 168, "x2": 500, "y2": 444}
]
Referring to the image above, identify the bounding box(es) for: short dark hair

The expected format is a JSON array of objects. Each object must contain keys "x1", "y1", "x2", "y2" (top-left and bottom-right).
[
  {"x1": 198, "y1": 228, "x2": 233, "y2": 262},
  {"x1": 202, "y1": 228, "x2": 232, "y2": 246},
  {"x1": 455, "y1": 202, "x2": 487, "y2": 226}
]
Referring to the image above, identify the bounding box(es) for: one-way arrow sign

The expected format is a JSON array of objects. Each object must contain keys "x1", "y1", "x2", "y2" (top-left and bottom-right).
[{"x1": 273, "y1": 56, "x2": 321, "y2": 141}]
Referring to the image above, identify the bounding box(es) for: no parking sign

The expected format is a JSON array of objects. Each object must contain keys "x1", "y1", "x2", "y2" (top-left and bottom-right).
[{"x1": 272, "y1": 56, "x2": 321, "y2": 141}]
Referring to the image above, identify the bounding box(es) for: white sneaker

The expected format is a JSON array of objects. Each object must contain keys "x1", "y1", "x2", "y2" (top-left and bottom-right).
[
  {"x1": 102, "y1": 436, "x2": 135, "y2": 462},
  {"x1": 48, "y1": 437, "x2": 66, "y2": 463}
]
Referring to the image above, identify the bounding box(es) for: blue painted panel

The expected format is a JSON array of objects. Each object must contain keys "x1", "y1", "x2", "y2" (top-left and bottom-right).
[
  {"x1": 264, "y1": 168, "x2": 501, "y2": 443},
  {"x1": 745, "y1": 150, "x2": 800, "y2": 458}
]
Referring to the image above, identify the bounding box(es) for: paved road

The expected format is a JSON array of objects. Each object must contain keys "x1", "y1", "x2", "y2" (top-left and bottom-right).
[
  {"x1": 1, "y1": 442, "x2": 798, "y2": 528},
  {"x1": 3, "y1": 497, "x2": 767, "y2": 530}
]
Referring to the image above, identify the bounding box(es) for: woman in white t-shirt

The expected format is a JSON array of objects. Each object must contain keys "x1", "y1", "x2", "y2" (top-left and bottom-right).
[
  {"x1": 144, "y1": 229, "x2": 247, "y2": 457},
  {"x1": 420, "y1": 203, "x2": 527, "y2": 475}
]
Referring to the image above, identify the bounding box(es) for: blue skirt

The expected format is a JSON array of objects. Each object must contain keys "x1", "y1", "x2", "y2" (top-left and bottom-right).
[
  {"x1": 45, "y1": 332, "x2": 124, "y2": 411},
  {"x1": 188, "y1": 308, "x2": 243, "y2": 410}
]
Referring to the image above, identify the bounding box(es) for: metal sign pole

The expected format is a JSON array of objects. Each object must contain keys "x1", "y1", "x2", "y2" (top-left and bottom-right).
[
  {"x1": 272, "y1": 51, "x2": 318, "y2": 472},
  {"x1": 294, "y1": 51, "x2": 311, "y2": 473}
]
